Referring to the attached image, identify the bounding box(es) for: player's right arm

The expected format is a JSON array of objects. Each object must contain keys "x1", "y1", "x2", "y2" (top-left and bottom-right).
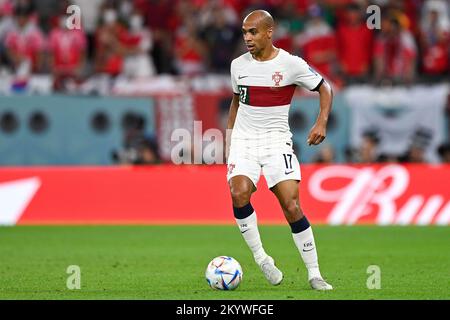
[
  {"x1": 228, "y1": 59, "x2": 240, "y2": 131},
  {"x1": 226, "y1": 93, "x2": 240, "y2": 161},
  {"x1": 226, "y1": 60, "x2": 241, "y2": 160},
  {"x1": 227, "y1": 93, "x2": 240, "y2": 131}
]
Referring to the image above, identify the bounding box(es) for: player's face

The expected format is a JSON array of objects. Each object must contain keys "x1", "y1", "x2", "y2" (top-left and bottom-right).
[{"x1": 241, "y1": 21, "x2": 271, "y2": 55}]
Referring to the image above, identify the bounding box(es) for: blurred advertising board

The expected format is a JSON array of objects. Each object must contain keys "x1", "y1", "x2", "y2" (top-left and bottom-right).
[{"x1": 0, "y1": 164, "x2": 448, "y2": 226}]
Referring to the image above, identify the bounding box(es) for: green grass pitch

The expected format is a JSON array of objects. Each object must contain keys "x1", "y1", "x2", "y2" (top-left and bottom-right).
[{"x1": 0, "y1": 225, "x2": 448, "y2": 300}]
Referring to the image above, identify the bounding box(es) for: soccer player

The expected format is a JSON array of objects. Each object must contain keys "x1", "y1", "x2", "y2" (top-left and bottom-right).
[{"x1": 226, "y1": 10, "x2": 333, "y2": 290}]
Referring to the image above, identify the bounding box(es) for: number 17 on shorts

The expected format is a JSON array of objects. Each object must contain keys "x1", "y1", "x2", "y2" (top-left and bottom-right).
[{"x1": 262, "y1": 152, "x2": 301, "y2": 189}]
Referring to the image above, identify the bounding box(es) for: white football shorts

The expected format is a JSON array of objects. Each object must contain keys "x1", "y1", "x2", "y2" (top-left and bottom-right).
[{"x1": 226, "y1": 140, "x2": 301, "y2": 189}]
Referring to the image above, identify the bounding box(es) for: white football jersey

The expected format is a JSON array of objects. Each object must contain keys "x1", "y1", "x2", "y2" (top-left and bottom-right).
[{"x1": 230, "y1": 48, "x2": 323, "y2": 147}]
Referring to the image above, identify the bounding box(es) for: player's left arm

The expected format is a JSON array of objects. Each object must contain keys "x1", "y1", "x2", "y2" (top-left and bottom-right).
[{"x1": 307, "y1": 80, "x2": 333, "y2": 146}]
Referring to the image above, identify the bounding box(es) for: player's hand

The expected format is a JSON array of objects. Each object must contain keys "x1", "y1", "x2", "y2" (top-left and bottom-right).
[{"x1": 307, "y1": 122, "x2": 327, "y2": 146}]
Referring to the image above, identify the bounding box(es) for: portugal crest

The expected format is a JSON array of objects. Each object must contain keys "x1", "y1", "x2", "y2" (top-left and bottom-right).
[{"x1": 272, "y1": 72, "x2": 283, "y2": 86}]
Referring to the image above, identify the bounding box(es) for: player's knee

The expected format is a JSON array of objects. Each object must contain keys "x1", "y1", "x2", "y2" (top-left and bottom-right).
[
  {"x1": 281, "y1": 199, "x2": 301, "y2": 216},
  {"x1": 230, "y1": 187, "x2": 252, "y2": 207}
]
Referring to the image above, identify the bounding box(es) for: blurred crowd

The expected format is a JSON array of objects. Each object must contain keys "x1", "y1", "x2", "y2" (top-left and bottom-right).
[
  {"x1": 312, "y1": 131, "x2": 450, "y2": 164},
  {"x1": 0, "y1": 0, "x2": 449, "y2": 92},
  {"x1": 0, "y1": 0, "x2": 449, "y2": 165},
  {"x1": 111, "y1": 112, "x2": 161, "y2": 165}
]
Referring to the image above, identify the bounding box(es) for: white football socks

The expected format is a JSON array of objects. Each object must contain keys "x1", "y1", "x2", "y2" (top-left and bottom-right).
[
  {"x1": 235, "y1": 212, "x2": 268, "y2": 265},
  {"x1": 292, "y1": 226, "x2": 322, "y2": 280}
]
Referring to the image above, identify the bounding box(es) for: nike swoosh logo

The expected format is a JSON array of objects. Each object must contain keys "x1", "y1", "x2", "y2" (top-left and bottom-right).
[
  {"x1": 302, "y1": 248, "x2": 314, "y2": 252},
  {"x1": 285, "y1": 170, "x2": 294, "y2": 175},
  {"x1": 238, "y1": 75, "x2": 249, "y2": 79},
  {"x1": 241, "y1": 229, "x2": 249, "y2": 234}
]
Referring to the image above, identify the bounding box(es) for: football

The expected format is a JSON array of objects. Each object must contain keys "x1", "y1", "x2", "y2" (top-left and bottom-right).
[{"x1": 205, "y1": 256, "x2": 243, "y2": 290}]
